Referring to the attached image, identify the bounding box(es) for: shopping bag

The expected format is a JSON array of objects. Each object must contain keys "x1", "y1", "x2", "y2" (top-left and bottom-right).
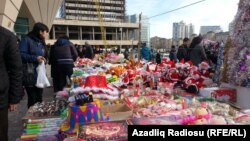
[{"x1": 36, "y1": 61, "x2": 50, "y2": 88}]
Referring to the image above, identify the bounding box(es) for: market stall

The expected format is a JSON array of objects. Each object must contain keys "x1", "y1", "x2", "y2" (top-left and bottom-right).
[
  {"x1": 17, "y1": 1, "x2": 250, "y2": 140},
  {"x1": 17, "y1": 52, "x2": 250, "y2": 141}
]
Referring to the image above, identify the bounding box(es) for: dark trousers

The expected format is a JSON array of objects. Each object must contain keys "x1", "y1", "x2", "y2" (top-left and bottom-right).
[
  {"x1": 56, "y1": 64, "x2": 73, "y2": 91},
  {"x1": 0, "y1": 107, "x2": 8, "y2": 141},
  {"x1": 25, "y1": 87, "x2": 43, "y2": 108}
]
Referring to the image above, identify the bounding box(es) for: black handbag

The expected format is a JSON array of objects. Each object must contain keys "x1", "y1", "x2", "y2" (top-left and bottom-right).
[
  {"x1": 22, "y1": 38, "x2": 36, "y2": 86},
  {"x1": 22, "y1": 62, "x2": 35, "y2": 86}
]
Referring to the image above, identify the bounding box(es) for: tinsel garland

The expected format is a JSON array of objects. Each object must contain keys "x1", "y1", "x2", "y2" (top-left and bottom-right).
[
  {"x1": 221, "y1": 38, "x2": 233, "y2": 83},
  {"x1": 226, "y1": 0, "x2": 250, "y2": 87},
  {"x1": 213, "y1": 41, "x2": 225, "y2": 84}
]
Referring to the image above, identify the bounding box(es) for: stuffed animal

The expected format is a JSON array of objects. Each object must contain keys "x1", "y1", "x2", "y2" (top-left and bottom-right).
[{"x1": 199, "y1": 61, "x2": 210, "y2": 78}]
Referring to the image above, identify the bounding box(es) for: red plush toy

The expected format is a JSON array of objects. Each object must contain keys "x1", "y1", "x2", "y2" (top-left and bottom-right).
[
  {"x1": 184, "y1": 71, "x2": 204, "y2": 94},
  {"x1": 199, "y1": 61, "x2": 210, "y2": 78},
  {"x1": 167, "y1": 63, "x2": 180, "y2": 82}
]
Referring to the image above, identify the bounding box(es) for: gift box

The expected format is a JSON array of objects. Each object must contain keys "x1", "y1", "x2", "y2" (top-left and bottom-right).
[
  {"x1": 78, "y1": 120, "x2": 128, "y2": 141},
  {"x1": 213, "y1": 88, "x2": 236, "y2": 103},
  {"x1": 199, "y1": 87, "x2": 236, "y2": 103}
]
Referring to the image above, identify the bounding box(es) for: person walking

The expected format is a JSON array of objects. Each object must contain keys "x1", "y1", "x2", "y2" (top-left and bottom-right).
[
  {"x1": 19, "y1": 22, "x2": 48, "y2": 108},
  {"x1": 177, "y1": 37, "x2": 190, "y2": 62},
  {"x1": 187, "y1": 36, "x2": 207, "y2": 66},
  {"x1": 53, "y1": 35, "x2": 78, "y2": 91},
  {"x1": 0, "y1": 26, "x2": 24, "y2": 141}
]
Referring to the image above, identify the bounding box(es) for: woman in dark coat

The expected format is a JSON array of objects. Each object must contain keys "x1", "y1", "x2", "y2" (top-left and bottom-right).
[
  {"x1": 188, "y1": 36, "x2": 207, "y2": 66},
  {"x1": 19, "y1": 22, "x2": 48, "y2": 108}
]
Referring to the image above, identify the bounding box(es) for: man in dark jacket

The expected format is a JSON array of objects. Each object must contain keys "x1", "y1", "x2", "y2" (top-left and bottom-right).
[
  {"x1": 52, "y1": 36, "x2": 78, "y2": 91},
  {"x1": 84, "y1": 42, "x2": 94, "y2": 59},
  {"x1": 0, "y1": 26, "x2": 24, "y2": 141},
  {"x1": 177, "y1": 37, "x2": 190, "y2": 62}
]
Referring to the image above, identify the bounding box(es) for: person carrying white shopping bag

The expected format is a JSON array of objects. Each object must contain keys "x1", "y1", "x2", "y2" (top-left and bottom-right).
[{"x1": 36, "y1": 61, "x2": 50, "y2": 88}]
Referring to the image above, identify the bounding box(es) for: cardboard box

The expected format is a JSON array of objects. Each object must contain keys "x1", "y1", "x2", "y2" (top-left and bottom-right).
[
  {"x1": 101, "y1": 104, "x2": 132, "y2": 121},
  {"x1": 199, "y1": 87, "x2": 236, "y2": 103},
  {"x1": 78, "y1": 120, "x2": 128, "y2": 141}
]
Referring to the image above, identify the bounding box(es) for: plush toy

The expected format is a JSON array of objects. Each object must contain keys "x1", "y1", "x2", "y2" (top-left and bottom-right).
[
  {"x1": 176, "y1": 59, "x2": 185, "y2": 69},
  {"x1": 194, "y1": 107, "x2": 209, "y2": 116},
  {"x1": 167, "y1": 68, "x2": 180, "y2": 82},
  {"x1": 184, "y1": 70, "x2": 204, "y2": 93},
  {"x1": 121, "y1": 72, "x2": 129, "y2": 87},
  {"x1": 183, "y1": 77, "x2": 199, "y2": 93},
  {"x1": 127, "y1": 69, "x2": 136, "y2": 84},
  {"x1": 199, "y1": 61, "x2": 210, "y2": 78}
]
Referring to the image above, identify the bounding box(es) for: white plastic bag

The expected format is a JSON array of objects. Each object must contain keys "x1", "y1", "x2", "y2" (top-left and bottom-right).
[{"x1": 36, "y1": 61, "x2": 50, "y2": 88}]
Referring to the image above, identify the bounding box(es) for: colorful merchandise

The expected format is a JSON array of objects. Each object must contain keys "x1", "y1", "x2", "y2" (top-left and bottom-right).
[
  {"x1": 78, "y1": 121, "x2": 128, "y2": 141},
  {"x1": 70, "y1": 75, "x2": 120, "y2": 100},
  {"x1": 62, "y1": 99, "x2": 104, "y2": 132},
  {"x1": 199, "y1": 87, "x2": 236, "y2": 103}
]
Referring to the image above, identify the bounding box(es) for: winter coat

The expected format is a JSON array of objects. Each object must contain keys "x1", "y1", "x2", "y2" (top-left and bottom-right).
[
  {"x1": 19, "y1": 34, "x2": 47, "y2": 86},
  {"x1": 140, "y1": 47, "x2": 151, "y2": 61},
  {"x1": 49, "y1": 45, "x2": 57, "y2": 78},
  {"x1": 177, "y1": 44, "x2": 188, "y2": 61},
  {"x1": 188, "y1": 44, "x2": 207, "y2": 66},
  {"x1": 156, "y1": 53, "x2": 161, "y2": 64},
  {"x1": 53, "y1": 38, "x2": 78, "y2": 64},
  {"x1": 169, "y1": 49, "x2": 177, "y2": 62},
  {"x1": 0, "y1": 26, "x2": 24, "y2": 108},
  {"x1": 85, "y1": 45, "x2": 94, "y2": 59}
]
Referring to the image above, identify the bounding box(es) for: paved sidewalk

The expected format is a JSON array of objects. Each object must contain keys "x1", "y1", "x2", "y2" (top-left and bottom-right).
[{"x1": 8, "y1": 87, "x2": 54, "y2": 141}]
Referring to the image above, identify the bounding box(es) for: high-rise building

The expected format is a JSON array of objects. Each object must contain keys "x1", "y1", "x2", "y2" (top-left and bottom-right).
[
  {"x1": 48, "y1": 0, "x2": 139, "y2": 47},
  {"x1": 60, "y1": 0, "x2": 125, "y2": 22},
  {"x1": 126, "y1": 14, "x2": 150, "y2": 46},
  {"x1": 200, "y1": 26, "x2": 222, "y2": 35},
  {"x1": 185, "y1": 23, "x2": 195, "y2": 38},
  {"x1": 172, "y1": 21, "x2": 194, "y2": 41}
]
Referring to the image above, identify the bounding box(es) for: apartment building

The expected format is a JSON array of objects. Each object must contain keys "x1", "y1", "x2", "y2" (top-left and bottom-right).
[{"x1": 47, "y1": 0, "x2": 139, "y2": 47}]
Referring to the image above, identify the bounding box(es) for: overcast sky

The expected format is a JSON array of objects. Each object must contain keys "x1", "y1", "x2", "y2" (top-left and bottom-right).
[{"x1": 126, "y1": 0, "x2": 239, "y2": 39}]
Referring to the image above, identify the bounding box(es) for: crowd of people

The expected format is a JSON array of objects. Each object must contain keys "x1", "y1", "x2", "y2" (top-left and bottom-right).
[{"x1": 140, "y1": 36, "x2": 221, "y2": 72}]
